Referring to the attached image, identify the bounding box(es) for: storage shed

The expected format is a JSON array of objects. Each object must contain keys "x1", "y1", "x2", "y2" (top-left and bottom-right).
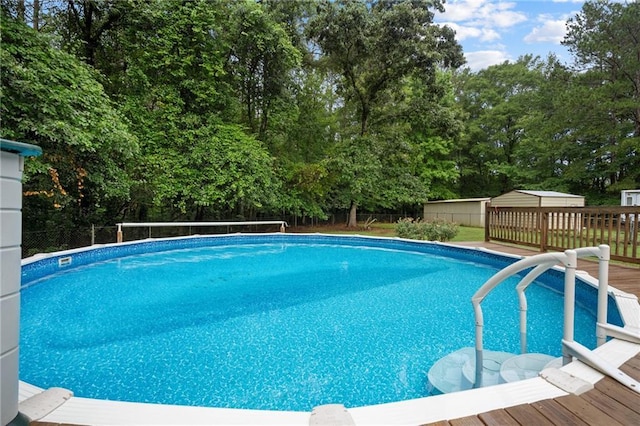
[
  {"x1": 490, "y1": 190, "x2": 584, "y2": 231},
  {"x1": 490, "y1": 190, "x2": 585, "y2": 208},
  {"x1": 423, "y1": 198, "x2": 490, "y2": 227}
]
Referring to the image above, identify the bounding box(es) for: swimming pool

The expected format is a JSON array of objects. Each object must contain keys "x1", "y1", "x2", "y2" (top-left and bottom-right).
[{"x1": 19, "y1": 234, "x2": 620, "y2": 412}]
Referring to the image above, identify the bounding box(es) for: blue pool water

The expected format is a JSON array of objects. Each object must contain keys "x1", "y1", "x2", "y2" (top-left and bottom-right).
[{"x1": 20, "y1": 235, "x2": 604, "y2": 411}]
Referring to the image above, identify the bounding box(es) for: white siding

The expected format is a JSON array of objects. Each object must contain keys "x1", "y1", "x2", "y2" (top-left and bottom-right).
[
  {"x1": 423, "y1": 198, "x2": 489, "y2": 227},
  {"x1": 490, "y1": 191, "x2": 540, "y2": 207},
  {"x1": 491, "y1": 190, "x2": 584, "y2": 208}
]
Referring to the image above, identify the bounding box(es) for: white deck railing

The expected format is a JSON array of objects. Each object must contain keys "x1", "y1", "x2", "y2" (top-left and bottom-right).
[{"x1": 116, "y1": 221, "x2": 288, "y2": 243}]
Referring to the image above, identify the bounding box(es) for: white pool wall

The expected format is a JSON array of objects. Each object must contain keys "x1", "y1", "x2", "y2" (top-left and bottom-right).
[{"x1": 1, "y1": 140, "x2": 41, "y2": 426}]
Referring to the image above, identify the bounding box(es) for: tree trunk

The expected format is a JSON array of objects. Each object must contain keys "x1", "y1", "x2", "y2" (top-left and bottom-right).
[
  {"x1": 17, "y1": 0, "x2": 25, "y2": 22},
  {"x1": 33, "y1": 0, "x2": 40, "y2": 31},
  {"x1": 347, "y1": 201, "x2": 358, "y2": 228}
]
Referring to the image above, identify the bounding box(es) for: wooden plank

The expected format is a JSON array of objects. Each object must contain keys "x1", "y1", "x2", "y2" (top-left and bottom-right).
[
  {"x1": 620, "y1": 354, "x2": 640, "y2": 374},
  {"x1": 529, "y1": 399, "x2": 589, "y2": 425},
  {"x1": 580, "y1": 388, "x2": 640, "y2": 425},
  {"x1": 554, "y1": 394, "x2": 625, "y2": 426},
  {"x1": 448, "y1": 416, "x2": 486, "y2": 426},
  {"x1": 504, "y1": 404, "x2": 554, "y2": 425},
  {"x1": 478, "y1": 408, "x2": 519, "y2": 425},
  {"x1": 594, "y1": 375, "x2": 640, "y2": 414},
  {"x1": 421, "y1": 421, "x2": 450, "y2": 426}
]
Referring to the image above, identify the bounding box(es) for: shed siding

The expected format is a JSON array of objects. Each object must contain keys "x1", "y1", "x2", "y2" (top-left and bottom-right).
[
  {"x1": 540, "y1": 197, "x2": 584, "y2": 207},
  {"x1": 423, "y1": 199, "x2": 488, "y2": 227},
  {"x1": 491, "y1": 192, "x2": 539, "y2": 207},
  {"x1": 491, "y1": 190, "x2": 585, "y2": 208}
]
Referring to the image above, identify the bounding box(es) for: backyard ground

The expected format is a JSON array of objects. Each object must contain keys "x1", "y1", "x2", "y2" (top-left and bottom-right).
[{"x1": 288, "y1": 222, "x2": 486, "y2": 242}]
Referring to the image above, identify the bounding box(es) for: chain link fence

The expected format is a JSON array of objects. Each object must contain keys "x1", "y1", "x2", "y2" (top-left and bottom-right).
[
  {"x1": 21, "y1": 213, "x2": 419, "y2": 258},
  {"x1": 22, "y1": 226, "x2": 118, "y2": 258}
]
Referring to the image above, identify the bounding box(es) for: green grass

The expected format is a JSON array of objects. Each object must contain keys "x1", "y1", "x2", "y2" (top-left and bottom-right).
[
  {"x1": 451, "y1": 226, "x2": 484, "y2": 242},
  {"x1": 367, "y1": 222, "x2": 485, "y2": 242},
  {"x1": 293, "y1": 222, "x2": 485, "y2": 242}
]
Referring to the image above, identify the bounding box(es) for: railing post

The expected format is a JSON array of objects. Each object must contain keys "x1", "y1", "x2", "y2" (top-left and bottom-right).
[
  {"x1": 484, "y1": 203, "x2": 491, "y2": 242},
  {"x1": 562, "y1": 249, "x2": 577, "y2": 365},
  {"x1": 596, "y1": 244, "x2": 610, "y2": 347},
  {"x1": 116, "y1": 223, "x2": 123, "y2": 243},
  {"x1": 540, "y1": 209, "x2": 548, "y2": 252}
]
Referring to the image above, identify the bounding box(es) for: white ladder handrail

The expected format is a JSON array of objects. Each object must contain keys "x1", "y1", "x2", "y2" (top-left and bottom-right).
[{"x1": 471, "y1": 244, "x2": 640, "y2": 393}]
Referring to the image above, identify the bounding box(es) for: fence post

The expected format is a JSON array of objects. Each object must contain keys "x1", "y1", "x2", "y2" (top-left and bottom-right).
[
  {"x1": 484, "y1": 203, "x2": 491, "y2": 242},
  {"x1": 540, "y1": 209, "x2": 548, "y2": 252},
  {"x1": 91, "y1": 224, "x2": 95, "y2": 245}
]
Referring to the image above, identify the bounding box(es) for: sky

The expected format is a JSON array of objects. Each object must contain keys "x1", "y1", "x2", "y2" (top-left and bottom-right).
[{"x1": 434, "y1": 0, "x2": 589, "y2": 71}]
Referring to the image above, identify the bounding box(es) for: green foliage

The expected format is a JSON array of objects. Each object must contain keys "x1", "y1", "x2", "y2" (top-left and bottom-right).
[
  {"x1": 395, "y1": 218, "x2": 459, "y2": 242},
  {"x1": 0, "y1": 13, "x2": 138, "y2": 225},
  {"x1": 225, "y1": 0, "x2": 302, "y2": 136},
  {"x1": 307, "y1": 0, "x2": 464, "y2": 225},
  {"x1": 148, "y1": 123, "x2": 279, "y2": 215},
  {"x1": 4, "y1": 0, "x2": 639, "y2": 243}
]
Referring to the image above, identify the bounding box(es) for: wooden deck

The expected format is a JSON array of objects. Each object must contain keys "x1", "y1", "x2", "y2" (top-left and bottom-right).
[
  {"x1": 454, "y1": 241, "x2": 640, "y2": 299},
  {"x1": 426, "y1": 242, "x2": 640, "y2": 426}
]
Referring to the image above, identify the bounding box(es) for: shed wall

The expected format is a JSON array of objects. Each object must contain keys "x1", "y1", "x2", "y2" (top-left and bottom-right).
[
  {"x1": 423, "y1": 200, "x2": 487, "y2": 227},
  {"x1": 540, "y1": 197, "x2": 584, "y2": 207},
  {"x1": 490, "y1": 192, "x2": 540, "y2": 207}
]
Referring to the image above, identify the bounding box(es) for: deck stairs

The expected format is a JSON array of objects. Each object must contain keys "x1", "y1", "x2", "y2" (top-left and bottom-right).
[{"x1": 428, "y1": 245, "x2": 640, "y2": 395}]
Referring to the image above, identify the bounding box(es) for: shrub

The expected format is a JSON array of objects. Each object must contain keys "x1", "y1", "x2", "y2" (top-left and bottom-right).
[{"x1": 395, "y1": 218, "x2": 459, "y2": 242}]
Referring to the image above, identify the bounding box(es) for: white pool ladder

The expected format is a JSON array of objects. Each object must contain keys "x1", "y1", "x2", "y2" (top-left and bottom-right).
[{"x1": 472, "y1": 244, "x2": 640, "y2": 393}]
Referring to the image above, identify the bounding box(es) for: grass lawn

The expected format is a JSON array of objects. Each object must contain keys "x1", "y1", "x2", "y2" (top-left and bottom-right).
[{"x1": 290, "y1": 222, "x2": 485, "y2": 242}]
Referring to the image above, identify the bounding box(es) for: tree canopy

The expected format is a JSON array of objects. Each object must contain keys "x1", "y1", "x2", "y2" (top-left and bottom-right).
[{"x1": 1, "y1": 0, "x2": 638, "y2": 237}]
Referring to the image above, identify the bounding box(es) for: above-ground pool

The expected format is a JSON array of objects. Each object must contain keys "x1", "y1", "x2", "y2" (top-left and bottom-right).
[{"x1": 20, "y1": 234, "x2": 621, "y2": 412}]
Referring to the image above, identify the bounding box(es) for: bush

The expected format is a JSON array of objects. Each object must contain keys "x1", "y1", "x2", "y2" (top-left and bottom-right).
[{"x1": 395, "y1": 218, "x2": 459, "y2": 242}]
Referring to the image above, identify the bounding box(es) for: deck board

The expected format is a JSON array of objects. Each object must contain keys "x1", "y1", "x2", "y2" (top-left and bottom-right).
[
  {"x1": 504, "y1": 404, "x2": 555, "y2": 425},
  {"x1": 594, "y1": 376, "x2": 640, "y2": 413},
  {"x1": 477, "y1": 409, "x2": 518, "y2": 425},
  {"x1": 529, "y1": 399, "x2": 589, "y2": 425},
  {"x1": 448, "y1": 416, "x2": 486, "y2": 426},
  {"x1": 554, "y1": 394, "x2": 625, "y2": 426},
  {"x1": 580, "y1": 388, "x2": 640, "y2": 425}
]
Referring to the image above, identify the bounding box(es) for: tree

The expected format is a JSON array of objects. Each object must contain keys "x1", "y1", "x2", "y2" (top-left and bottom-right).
[
  {"x1": 224, "y1": 0, "x2": 302, "y2": 138},
  {"x1": 307, "y1": 0, "x2": 464, "y2": 226},
  {"x1": 562, "y1": 0, "x2": 640, "y2": 195},
  {"x1": 0, "y1": 13, "x2": 138, "y2": 229},
  {"x1": 453, "y1": 56, "x2": 547, "y2": 196},
  {"x1": 148, "y1": 124, "x2": 279, "y2": 219},
  {"x1": 89, "y1": 0, "x2": 282, "y2": 220}
]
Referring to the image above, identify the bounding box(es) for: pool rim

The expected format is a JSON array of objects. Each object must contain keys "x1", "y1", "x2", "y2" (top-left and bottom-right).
[{"x1": 18, "y1": 233, "x2": 640, "y2": 425}]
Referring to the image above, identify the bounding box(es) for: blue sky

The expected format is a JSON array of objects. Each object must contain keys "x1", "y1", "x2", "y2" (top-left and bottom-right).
[{"x1": 435, "y1": 0, "x2": 589, "y2": 71}]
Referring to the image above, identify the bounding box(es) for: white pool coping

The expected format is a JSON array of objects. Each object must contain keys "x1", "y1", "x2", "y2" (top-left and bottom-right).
[{"x1": 18, "y1": 239, "x2": 640, "y2": 425}]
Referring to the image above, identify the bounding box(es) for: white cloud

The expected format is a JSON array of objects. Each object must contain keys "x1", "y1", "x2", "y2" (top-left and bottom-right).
[
  {"x1": 439, "y1": 0, "x2": 527, "y2": 28},
  {"x1": 524, "y1": 19, "x2": 568, "y2": 44},
  {"x1": 464, "y1": 50, "x2": 511, "y2": 71},
  {"x1": 439, "y1": 0, "x2": 486, "y2": 21}
]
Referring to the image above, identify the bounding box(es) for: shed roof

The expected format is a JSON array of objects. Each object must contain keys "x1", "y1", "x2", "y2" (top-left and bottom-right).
[
  {"x1": 425, "y1": 197, "x2": 490, "y2": 204},
  {"x1": 511, "y1": 190, "x2": 583, "y2": 198}
]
